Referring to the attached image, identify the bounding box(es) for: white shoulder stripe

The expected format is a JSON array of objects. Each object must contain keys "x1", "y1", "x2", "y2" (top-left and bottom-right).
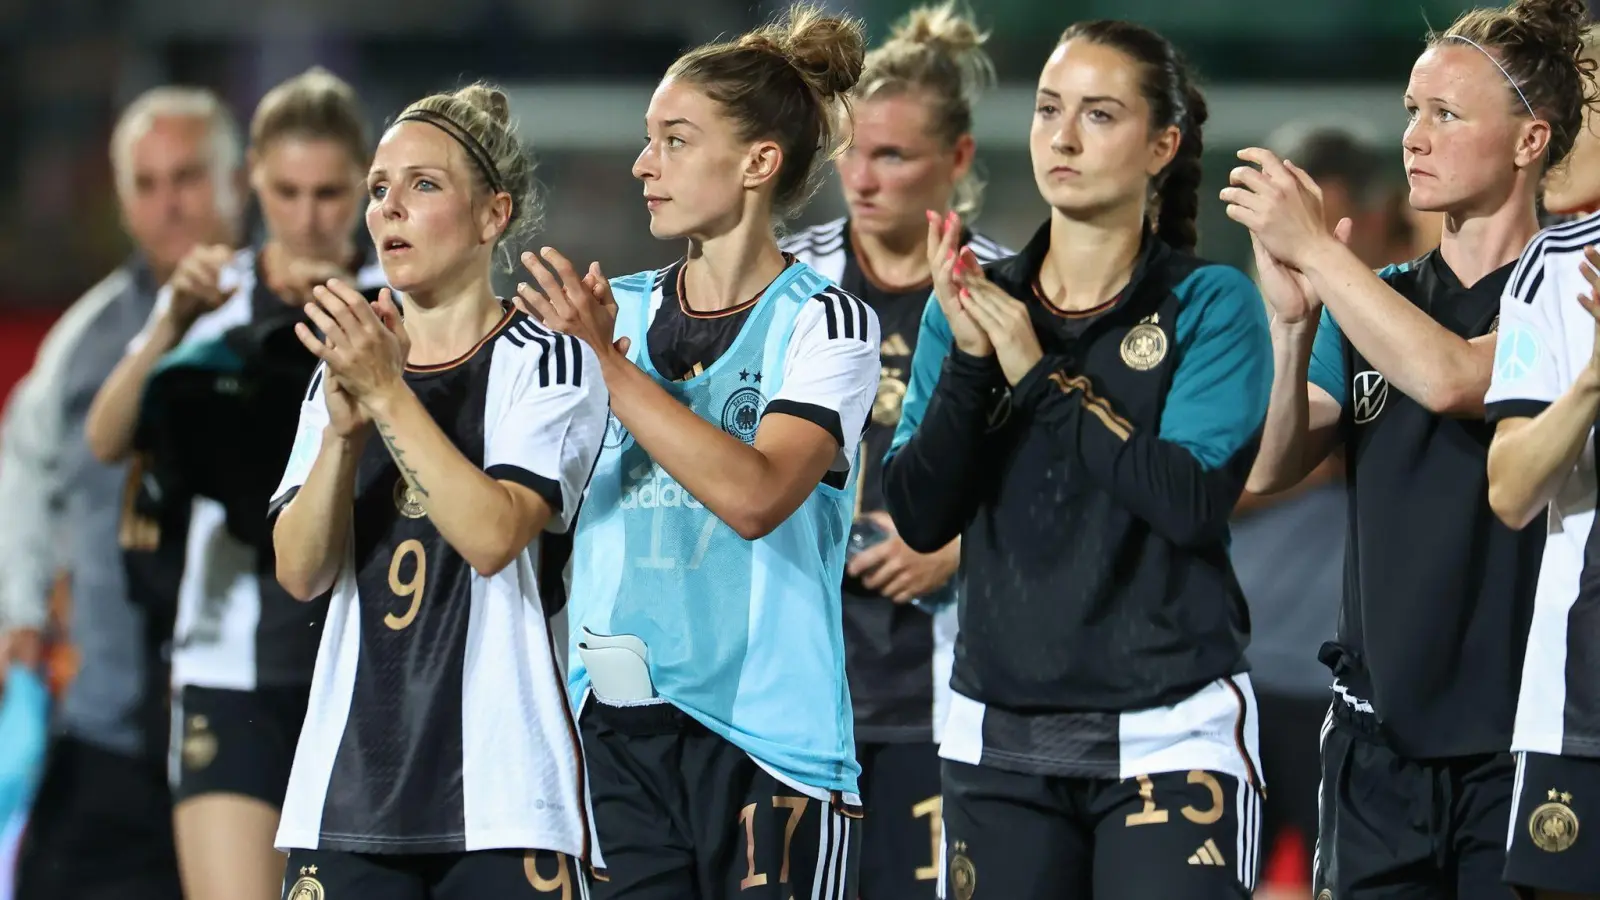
[
  {"x1": 967, "y1": 232, "x2": 1013, "y2": 262},
  {"x1": 780, "y1": 217, "x2": 848, "y2": 254}
]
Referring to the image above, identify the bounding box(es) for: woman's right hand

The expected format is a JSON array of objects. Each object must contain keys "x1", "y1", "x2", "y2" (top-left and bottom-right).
[
  {"x1": 323, "y1": 373, "x2": 371, "y2": 440},
  {"x1": 165, "y1": 244, "x2": 233, "y2": 324},
  {"x1": 926, "y1": 209, "x2": 992, "y2": 357},
  {"x1": 1251, "y1": 234, "x2": 1319, "y2": 326}
]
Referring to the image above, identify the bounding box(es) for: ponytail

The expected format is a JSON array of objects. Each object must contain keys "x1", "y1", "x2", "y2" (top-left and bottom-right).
[{"x1": 1155, "y1": 85, "x2": 1207, "y2": 252}]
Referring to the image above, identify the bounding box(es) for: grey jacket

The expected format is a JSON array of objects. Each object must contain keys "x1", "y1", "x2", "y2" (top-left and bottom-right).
[{"x1": 0, "y1": 258, "x2": 167, "y2": 756}]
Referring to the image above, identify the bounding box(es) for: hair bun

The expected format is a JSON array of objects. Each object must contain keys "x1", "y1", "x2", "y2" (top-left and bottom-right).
[
  {"x1": 741, "y1": 3, "x2": 866, "y2": 98},
  {"x1": 892, "y1": 2, "x2": 987, "y2": 57},
  {"x1": 1511, "y1": 0, "x2": 1589, "y2": 57},
  {"x1": 453, "y1": 83, "x2": 512, "y2": 126}
]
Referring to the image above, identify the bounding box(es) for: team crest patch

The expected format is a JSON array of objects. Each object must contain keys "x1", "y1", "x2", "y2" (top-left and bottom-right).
[
  {"x1": 1351, "y1": 370, "x2": 1388, "y2": 425},
  {"x1": 1120, "y1": 316, "x2": 1167, "y2": 371},
  {"x1": 1530, "y1": 788, "x2": 1580, "y2": 853},
  {"x1": 182, "y1": 714, "x2": 216, "y2": 771},
  {"x1": 950, "y1": 841, "x2": 976, "y2": 900},
  {"x1": 393, "y1": 479, "x2": 426, "y2": 519},
  {"x1": 873, "y1": 371, "x2": 907, "y2": 427},
  {"x1": 721, "y1": 386, "x2": 765, "y2": 444},
  {"x1": 288, "y1": 866, "x2": 324, "y2": 900},
  {"x1": 1317, "y1": 891, "x2": 1333, "y2": 900}
]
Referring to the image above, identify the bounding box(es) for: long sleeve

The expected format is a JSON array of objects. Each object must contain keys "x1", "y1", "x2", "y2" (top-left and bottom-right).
[
  {"x1": 0, "y1": 272, "x2": 130, "y2": 630},
  {"x1": 882, "y1": 344, "x2": 1011, "y2": 553},
  {"x1": 1015, "y1": 265, "x2": 1273, "y2": 547}
]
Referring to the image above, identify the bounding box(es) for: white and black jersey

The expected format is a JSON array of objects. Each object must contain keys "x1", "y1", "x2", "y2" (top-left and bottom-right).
[
  {"x1": 1486, "y1": 211, "x2": 1600, "y2": 759},
  {"x1": 127, "y1": 247, "x2": 388, "y2": 691},
  {"x1": 780, "y1": 217, "x2": 1010, "y2": 744},
  {"x1": 271, "y1": 306, "x2": 609, "y2": 856}
]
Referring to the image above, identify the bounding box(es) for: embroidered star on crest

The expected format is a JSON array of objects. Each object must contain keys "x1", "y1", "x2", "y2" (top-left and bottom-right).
[
  {"x1": 739, "y1": 369, "x2": 750, "y2": 381},
  {"x1": 1562, "y1": 792, "x2": 1574, "y2": 805}
]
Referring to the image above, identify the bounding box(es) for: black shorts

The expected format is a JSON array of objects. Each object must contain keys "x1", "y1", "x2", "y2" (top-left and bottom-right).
[
  {"x1": 1254, "y1": 691, "x2": 1325, "y2": 876},
  {"x1": 1314, "y1": 704, "x2": 1515, "y2": 900},
  {"x1": 170, "y1": 683, "x2": 309, "y2": 807},
  {"x1": 14, "y1": 737, "x2": 183, "y2": 900},
  {"x1": 858, "y1": 740, "x2": 942, "y2": 900},
  {"x1": 939, "y1": 759, "x2": 1261, "y2": 900},
  {"x1": 580, "y1": 699, "x2": 862, "y2": 899},
  {"x1": 1503, "y1": 751, "x2": 1600, "y2": 897},
  {"x1": 282, "y1": 848, "x2": 584, "y2": 900}
]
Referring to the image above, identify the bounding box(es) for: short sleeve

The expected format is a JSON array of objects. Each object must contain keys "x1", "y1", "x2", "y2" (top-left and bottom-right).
[
  {"x1": 1485, "y1": 248, "x2": 1570, "y2": 423},
  {"x1": 764, "y1": 289, "x2": 882, "y2": 476},
  {"x1": 483, "y1": 330, "x2": 611, "y2": 533},
  {"x1": 268, "y1": 364, "x2": 332, "y2": 521},
  {"x1": 1160, "y1": 265, "x2": 1273, "y2": 469},
  {"x1": 887, "y1": 294, "x2": 953, "y2": 461},
  {"x1": 1307, "y1": 306, "x2": 1348, "y2": 409}
]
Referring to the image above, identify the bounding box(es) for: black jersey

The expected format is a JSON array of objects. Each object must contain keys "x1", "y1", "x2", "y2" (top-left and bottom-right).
[
  {"x1": 884, "y1": 222, "x2": 1271, "y2": 781},
  {"x1": 1307, "y1": 249, "x2": 1545, "y2": 759},
  {"x1": 783, "y1": 218, "x2": 1011, "y2": 743},
  {"x1": 268, "y1": 307, "x2": 610, "y2": 856},
  {"x1": 127, "y1": 247, "x2": 387, "y2": 691}
]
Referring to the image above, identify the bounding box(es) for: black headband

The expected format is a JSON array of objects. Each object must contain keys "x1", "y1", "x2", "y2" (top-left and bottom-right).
[{"x1": 394, "y1": 108, "x2": 507, "y2": 199}]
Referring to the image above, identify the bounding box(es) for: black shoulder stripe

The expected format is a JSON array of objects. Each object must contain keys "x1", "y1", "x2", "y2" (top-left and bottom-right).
[
  {"x1": 305, "y1": 364, "x2": 326, "y2": 402},
  {"x1": 1524, "y1": 266, "x2": 1545, "y2": 307},
  {"x1": 525, "y1": 327, "x2": 553, "y2": 387},
  {"x1": 1512, "y1": 217, "x2": 1600, "y2": 299},
  {"x1": 815, "y1": 287, "x2": 870, "y2": 343},
  {"x1": 819, "y1": 290, "x2": 840, "y2": 339},
  {"x1": 553, "y1": 329, "x2": 569, "y2": 384},
  {"x1": 510, "y1": 322, "x2": 584, "y2": 388}
]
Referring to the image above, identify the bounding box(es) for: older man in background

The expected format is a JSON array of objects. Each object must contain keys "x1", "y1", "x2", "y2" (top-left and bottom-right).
[{"x1": 0, "y1": 86, "x2": 242, "y2": 900}]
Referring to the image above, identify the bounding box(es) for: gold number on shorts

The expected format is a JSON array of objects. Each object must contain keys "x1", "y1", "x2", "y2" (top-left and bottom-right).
[
  {"x1": 524, "y1": 851, "x2": 573, "y2": 898},
  {"x1": 739, "y1": 796, "x2": 811, "y2": 889},
  {"x1": 1181, "y1": 770, "x2": 1225, "y2": 825},
  {"x1": 1125, "y1": 774, "x2": 1170, "y2": 826},
  {"x1": 913, "y1": 795, "x2": 943, "y2": 881},
  {"x1": 385, "y1": 539, "x2": 426, "y2": 630},
  {"x1": 773, "y1": 796, "x2": 809, "y2": 883},
  {"x1": 739, "y1": 802, "x2": 769, "y2": 889}
]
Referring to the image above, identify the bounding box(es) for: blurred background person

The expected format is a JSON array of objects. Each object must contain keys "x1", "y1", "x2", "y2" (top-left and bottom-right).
[
  {"x1": 1229, "y1": 122, "x2": 1415, "y2": 900},
  {"x1": 780, "y1": 4, "x2": 1009, "y2": 897},
  {"x1": 82, "y1": 68, "x2": 379, "y2": 900},
  {"x1": 1541, "y1": 25, "x2": 1600, "y2": 222},
  {"x1": 1, "y1": 85, "x2": 243, "y2": 900}
]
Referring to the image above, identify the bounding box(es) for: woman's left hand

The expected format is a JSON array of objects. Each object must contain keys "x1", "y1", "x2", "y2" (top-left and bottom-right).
[
  {"x1": 1220, "y1": 148, "x2": 1337, "y2": 269},
  {"x1": 956, "y1": 264, "x2": 1044, "y2": 386},
  {"x1": 516, "y1": 247, "x2": 629, "y2": 360},
  {"x1": 295, "y1": 282, "x2": 410, "y2": 405}
]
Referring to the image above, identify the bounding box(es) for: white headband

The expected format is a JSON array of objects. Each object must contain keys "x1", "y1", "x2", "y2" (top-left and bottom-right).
[{"x1": 1448, "y1": 34, "x2": 1537, "y2": 117}]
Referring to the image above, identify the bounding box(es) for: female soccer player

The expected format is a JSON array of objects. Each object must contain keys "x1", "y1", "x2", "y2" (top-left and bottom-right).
[
  {"x1": 882, "y1": 20, "x2": 1271, "y2": 900},
  {"x1": 82, "y1": 68, "x2": 381, "y2": 900},
  {"x1": 778, "y1": 3, "x2": 1007, "y2": 895},
  {"x1": 270, "y1": 82, "x2": 609, "y2": 899},
  {"x1": 1483, "y1": 25, "x2": 1600, "y2": 900},
  {"x1": 1225, "y1": 1, "x2": 1593, "y2": 897},
  {"x1": 521, "y1": 4, "x2": 879, "y2": 897}
]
